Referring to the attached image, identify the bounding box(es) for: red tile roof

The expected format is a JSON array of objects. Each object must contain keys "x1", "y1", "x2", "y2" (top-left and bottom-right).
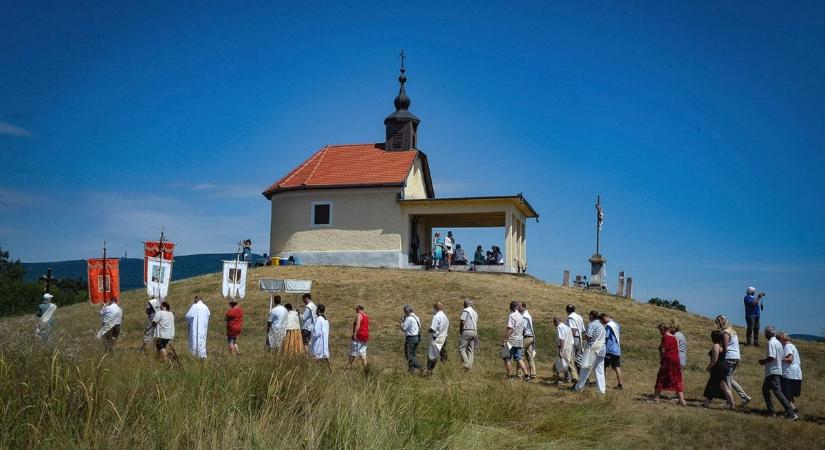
[{"x1": 263, "y1": 143, "x2": 431, "y2": 198}]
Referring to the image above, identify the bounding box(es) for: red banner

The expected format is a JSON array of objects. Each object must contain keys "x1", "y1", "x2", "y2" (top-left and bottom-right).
[
  {"x1": 144, "y1": 241, "x2": 175, "y2": 286},
  {"x1": 87, "y1": 258, "x2": 120, "y2": 304}
]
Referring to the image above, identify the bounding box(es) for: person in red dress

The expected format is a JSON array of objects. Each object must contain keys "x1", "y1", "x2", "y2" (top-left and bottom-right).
[
  {"x1": 654, "y1": 319, "x2": 686, "y2": 405},
  {"x1": 225, "y1": 300, "x2": 244, "y2": 355}
]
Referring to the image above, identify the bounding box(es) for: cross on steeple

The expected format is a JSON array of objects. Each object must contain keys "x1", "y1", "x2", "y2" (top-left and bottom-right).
[{"x1": 400, "y1": 49, "x2": 406, "y2": 71}]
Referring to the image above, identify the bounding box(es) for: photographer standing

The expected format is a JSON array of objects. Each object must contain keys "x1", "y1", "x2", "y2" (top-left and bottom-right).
[{"x1": 743, "y1": 287, "x2": 765, "y2": 347}]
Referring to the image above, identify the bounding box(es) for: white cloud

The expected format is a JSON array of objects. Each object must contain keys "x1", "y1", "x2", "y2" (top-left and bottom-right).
[
  {"x1": 81, "y1": 191, "x2": 268, "y2": 255},
  {"x1": 169, "y1": 181, "x2": 263, "y2": 199},
  {"x1": 0, "y1": 121, "x2": 34, "y2": 137}
]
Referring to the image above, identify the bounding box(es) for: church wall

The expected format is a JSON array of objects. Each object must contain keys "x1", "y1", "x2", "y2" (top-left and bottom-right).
[
  {"x1": 402, "y1": 157, "x2": 427, "y2": 200},
  {"x1": 269, "y1": 187, "x2": 405, "y2": 267}
]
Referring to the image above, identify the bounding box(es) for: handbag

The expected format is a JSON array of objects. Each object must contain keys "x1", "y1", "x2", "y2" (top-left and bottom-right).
[
  {"x1": 500, "y1": 343, "x2": 511, "y2": 359},
  {"x1": 554, "y1": 356, "x2": 569, "y2": 373},
  {"x1": 581, "y1": 348, "x2": 596, "y2": 369}
]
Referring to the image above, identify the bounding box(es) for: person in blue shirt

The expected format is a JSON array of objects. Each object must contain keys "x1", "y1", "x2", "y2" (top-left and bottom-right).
[
  {"x1": 600, "y1": 312, "x2": 624, "y2": 389},
  {"x1": 743, "y1": 287, "x2": 765, "y2": 347}
]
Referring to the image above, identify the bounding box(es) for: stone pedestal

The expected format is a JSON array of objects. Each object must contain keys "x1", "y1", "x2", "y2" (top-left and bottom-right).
[{"x1": 588, "y1": 253, "x2": 606, "y2": 291}]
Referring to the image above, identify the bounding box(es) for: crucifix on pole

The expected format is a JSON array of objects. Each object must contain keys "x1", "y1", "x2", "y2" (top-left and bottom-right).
[
  {"x1": 39, "y1": 268, "x2": 59, "y2": 294},
  {"x1": 595, "y1": 195, "x2": 603, "y2": 255}
]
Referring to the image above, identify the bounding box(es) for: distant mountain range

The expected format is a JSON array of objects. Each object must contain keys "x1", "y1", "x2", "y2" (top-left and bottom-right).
[{"x1": 23, "y1": 253, "x2": 260, "y2": 291}]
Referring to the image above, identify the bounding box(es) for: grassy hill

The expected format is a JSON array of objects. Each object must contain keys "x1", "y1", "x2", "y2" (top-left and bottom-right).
[{"x1": 1, "y1": 266, "x2": 822, "y2": 449}]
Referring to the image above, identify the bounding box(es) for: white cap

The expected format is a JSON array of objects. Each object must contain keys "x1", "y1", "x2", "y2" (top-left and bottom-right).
[
  {"x1": 746, "y1": 287, "x2": 756, "y2": 295},
  {"x1": 43, "y1": 293, "x2": 53, "y2": 300}
]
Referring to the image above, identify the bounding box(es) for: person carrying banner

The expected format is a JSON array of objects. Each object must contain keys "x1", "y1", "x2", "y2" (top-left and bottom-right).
[
  {"x1": 141, "y1": 297, "x2": 161, "y2": 353},
  {"x1": 97, "y1": 297, "x2": 123, "y2": 354},
  {"x1": 153, "y1": 301, "x2": 175, "y2": 362},
  {"x1": 35, "y1": 293, "x2": 57, "y2": 344},
  {"x1": 185, "y1": 296, "x2": 210, "y2": 359}
]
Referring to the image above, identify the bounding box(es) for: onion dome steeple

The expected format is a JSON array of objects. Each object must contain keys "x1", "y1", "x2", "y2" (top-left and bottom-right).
[{"x1": 384, "y1": 50, "x2": 420, "y2": 151}]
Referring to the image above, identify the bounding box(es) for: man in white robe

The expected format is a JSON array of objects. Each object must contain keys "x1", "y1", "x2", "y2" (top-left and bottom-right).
[
  {"x1": 35, "y1": 293, "x2": 57, "y2": 343},
  {"x1": 267, "y1": 295, "x2": 288, "y2": 352},
  {"x1": 311, "y1": 304, "x2": 330, "y2": 368},
  {"x1": 185, "y1": 296, "x2": 210, "y2": 359},
  {"x1": 426, "y1": 302, "x2": 449, "y2": 375},
  {"x1": 97, "y1": 298, "x2": 123, "y2": 353}
]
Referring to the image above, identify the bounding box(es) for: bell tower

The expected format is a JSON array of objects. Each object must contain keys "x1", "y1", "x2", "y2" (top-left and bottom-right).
[{"x1": 384, "y1": 50, "x2": 420, "y2": 151}]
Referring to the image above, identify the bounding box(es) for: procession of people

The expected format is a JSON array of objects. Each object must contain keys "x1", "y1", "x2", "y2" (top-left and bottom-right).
[{"x1": 37, "y1": 282, "x2": 805, "y2": 422}]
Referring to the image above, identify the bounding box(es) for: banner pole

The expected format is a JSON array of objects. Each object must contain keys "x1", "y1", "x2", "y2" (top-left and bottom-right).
[{"x1": 102, "y1": 241, "x2": 108, "y2": 302}]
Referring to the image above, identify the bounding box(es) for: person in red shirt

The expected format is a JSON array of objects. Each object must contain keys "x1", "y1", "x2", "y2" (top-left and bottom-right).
[
  {"x1": 225, "y1": 300, "x2": 244, "y2": 355},
  {"x1": 346, "y1": 304, "x2": 370, "y2": 371}
]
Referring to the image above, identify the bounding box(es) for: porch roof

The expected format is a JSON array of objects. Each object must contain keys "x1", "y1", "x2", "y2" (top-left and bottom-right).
[{"x1": 399, "y1": 194, "x2": 539, "y2": 221}]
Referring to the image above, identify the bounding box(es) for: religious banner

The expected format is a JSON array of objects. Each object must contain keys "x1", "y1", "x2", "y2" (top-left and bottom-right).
[
  {"x1": 222, "y1": 260, "x2": 249, "y2": 299},
  {"x1": 146, "y1": 257, "x2": 173, "y2": 298},
  {"x1": 143, "y1": 241, "x2": 175, "y2": 286},
  {"x1": 87, "y1": 258, "x2": 120, "y2": 304}
]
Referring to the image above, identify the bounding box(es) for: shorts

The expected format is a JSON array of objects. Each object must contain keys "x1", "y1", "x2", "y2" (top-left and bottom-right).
[
  {"x1": 505, "y1": 346, "x2": 524, "y2": 361},
  {"x1": 302, "y1": 329, "x2": 312, "y2": 346},
  {"x1": 155, "y1": 338, "x2": 170, "y2": 350},
  {"x1": 227, "y1": 336, "x2": 238, "y2": 345},
  {"x1": 781, "y1": 377, "x2": 802, "y2": 398},
  {"x1": 349, "y1": 340, "x2": 368, "y2": 357},
  {"x1": 604, "y1": 353, "x2": 621, "y2": 368}
]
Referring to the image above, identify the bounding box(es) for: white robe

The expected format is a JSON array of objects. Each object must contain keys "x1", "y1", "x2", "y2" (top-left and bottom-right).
[
  {"x1": 428, "y1": 311, "x2": 450, "y2": 360},
  {"x1": 185, "y1": 301, "x2": 210, "y2": 359},
  {"x1": 311, "y1": 316, "x2": 329, "y2": 359}
]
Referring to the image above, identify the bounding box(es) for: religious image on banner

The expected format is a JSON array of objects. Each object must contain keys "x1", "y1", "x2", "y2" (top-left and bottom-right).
[
  {"x1": 143, "y1": 241, "x2": 175, "y2": 286},
  {"x1": 87, "y1": 258, "x2": 121, "y2": 304},
  {"x1": 146, "y1": 257, "x2": 173, "y2": 298},
  {"x1": 222, "y1": 260, "x2": 249, "y2": 299}
]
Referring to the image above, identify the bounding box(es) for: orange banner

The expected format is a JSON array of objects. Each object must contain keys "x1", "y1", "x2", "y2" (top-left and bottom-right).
[
  {"x1": 87, "y1": 258, "x2": 120, "y2": 304},
  {"x1": 144, "y1": 241, "x2": 174, "y2": 285}
]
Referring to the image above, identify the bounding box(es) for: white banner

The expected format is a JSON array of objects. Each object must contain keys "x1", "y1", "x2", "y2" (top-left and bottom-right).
[
  {"x1": 146, "y1": 257, "x2": 173, "y2": 298},
  {"x1": 222, "y1": 260, "x2": 249, "y2": 299}
]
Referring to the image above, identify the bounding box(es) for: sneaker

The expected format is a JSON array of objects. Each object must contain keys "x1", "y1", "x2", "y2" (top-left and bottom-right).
[
  {"x1": 616, "y1": 384, "x2": 624, "y2": 390},
  {"x1": 740, "y1": 397, "x2": 751, "y2": 408},
  {"x1": 787, "y1": 412, "x2": 799, "y2": 421}
]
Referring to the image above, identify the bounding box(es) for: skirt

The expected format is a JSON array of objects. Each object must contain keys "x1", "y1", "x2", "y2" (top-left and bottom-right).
[
  {"x1": 703, "y1": 368, "x2": 728, "y2": 400},
  {"x1": 655, "y1": 360, "x2": 684, "y2": 393},
  {"x1": 283, "y1": 329, "x2": 304, "y2": 354},
  {"x1": 781, "y1": 378, "x2": 802, "y2": 398}
]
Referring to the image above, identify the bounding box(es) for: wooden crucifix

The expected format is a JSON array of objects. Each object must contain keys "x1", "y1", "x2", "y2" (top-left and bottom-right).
[{"x1": 39, "y1": 267, "x2": 59, "y2": 293}]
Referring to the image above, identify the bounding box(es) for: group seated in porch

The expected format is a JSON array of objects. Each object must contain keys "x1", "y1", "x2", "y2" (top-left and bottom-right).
[{"x1": 471, "y1": 245, "x2": 504, "y2": 266}]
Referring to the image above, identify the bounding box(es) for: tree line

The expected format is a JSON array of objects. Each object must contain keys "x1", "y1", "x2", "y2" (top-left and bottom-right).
[{"x1": 0, "y1": 247, "x2": 88, "y2": 316}]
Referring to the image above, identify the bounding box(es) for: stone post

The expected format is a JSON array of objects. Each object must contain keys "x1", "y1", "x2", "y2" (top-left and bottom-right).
[
  {"x1": 588, "y1": 253, "x2": 606, "y2": 291},
  {"x1": 624, "y1": 277, "x2": 633, "y2": 299},
  {"x1": 562, "y1": 270, "x2": 570, "y2": 287},
  {"x1": 616, "y1": 271, "x2": 625, "y2": 297}
]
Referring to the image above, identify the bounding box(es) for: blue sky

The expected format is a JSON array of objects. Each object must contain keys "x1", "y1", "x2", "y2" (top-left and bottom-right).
[{"x1": 2, "y1": 1, "x2": 823, "y2": 334}]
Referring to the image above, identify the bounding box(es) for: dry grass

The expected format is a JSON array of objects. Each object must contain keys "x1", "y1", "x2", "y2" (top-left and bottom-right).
[{"x1": 1, "y1": 265, "x2": 823, "y2": 449}]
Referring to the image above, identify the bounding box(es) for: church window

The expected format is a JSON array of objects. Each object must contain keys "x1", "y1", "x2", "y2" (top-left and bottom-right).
[{"x1": 311, "y1": 201, "x2": 333, "y2": 227}]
